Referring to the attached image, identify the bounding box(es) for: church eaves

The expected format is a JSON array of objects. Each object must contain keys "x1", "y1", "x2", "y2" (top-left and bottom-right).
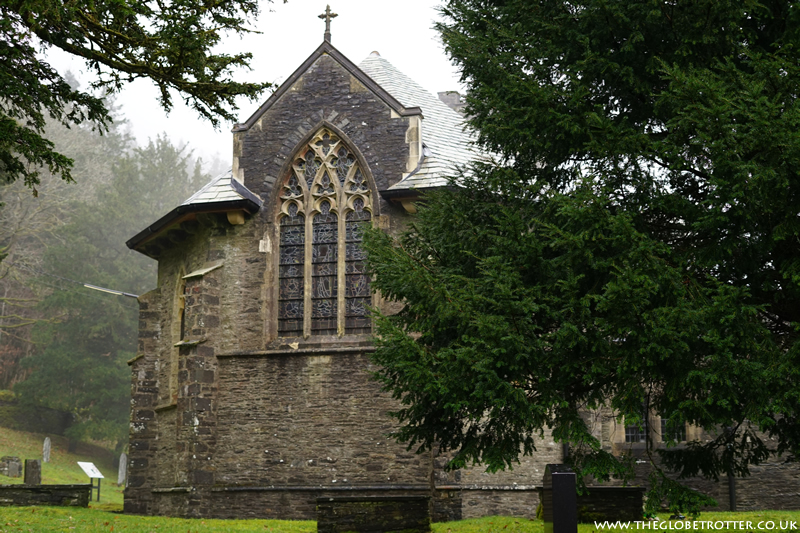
[{"x1": 126, "y1": 170, "x2": 262, "y2": 258}]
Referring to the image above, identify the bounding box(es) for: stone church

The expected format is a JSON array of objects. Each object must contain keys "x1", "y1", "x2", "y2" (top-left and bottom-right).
[{"x1": 124, "y1": 14, "x2": 800, "y2": 521}]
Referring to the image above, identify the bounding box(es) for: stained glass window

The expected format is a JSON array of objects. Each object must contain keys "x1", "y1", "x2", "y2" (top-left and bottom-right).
[
  {"x1": 345, "y1": 197, "x2": 371, "y2": 334},
  {"x1": 277, "y1": 128, "x2": 373, "y2": 338},
  {"x1": 312, "y1": 201, "x2": 338, "y2": 335},
  {"x1": 278, "y1": 203, "x2": 305, "y2": 337},
  {"x1": 304, "y1": 150, "x2": 320, "y2": 191}
]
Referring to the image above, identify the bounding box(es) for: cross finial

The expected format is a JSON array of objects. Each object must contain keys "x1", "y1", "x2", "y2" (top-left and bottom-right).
[{"x1": 318, "y1": 5, "x2": 338, "y2": 43}]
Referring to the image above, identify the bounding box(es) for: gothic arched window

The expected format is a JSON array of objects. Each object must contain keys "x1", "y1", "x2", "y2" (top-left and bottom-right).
[{"x1": 277, "y1": 128, "x2": 373, "y2": 338}]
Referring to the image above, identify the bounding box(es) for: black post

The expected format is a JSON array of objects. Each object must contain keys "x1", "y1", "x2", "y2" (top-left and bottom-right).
[
  {"x1": 543, "y1": 464, "x2": 578, "y2": 533},
  {"x1": 91, "y1": 478, "x2": 102, "y2": 501},
  {"x1": 724, "y1": 427, "x2": 736, "y2": 511},
  {"x1": 728, "y1": 473, "x2": 736, "y2": 511}
]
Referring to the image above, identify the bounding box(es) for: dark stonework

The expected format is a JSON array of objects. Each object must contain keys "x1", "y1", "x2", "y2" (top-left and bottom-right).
[
  {"x1": 23, "y1": 460, "x2": 41, "y2": 485},
  {"x1": 432, "y1": 489, "x2": 462, "y2": 523},
  {"x1": 316, "y1": 496, "x2": 431, "y2": 533},
  {"x1": 538, "y1": 485, "x2": 644, "y2": 523},
  {"x1": 0, "y1": 484, "x2": 91, "y2": 507},
  {"x1": 0, "y1": 456, "x2": 21, "y2": 478},
  {"x1": 576, "y1": 488, "x2": 644, "y2": 523}
]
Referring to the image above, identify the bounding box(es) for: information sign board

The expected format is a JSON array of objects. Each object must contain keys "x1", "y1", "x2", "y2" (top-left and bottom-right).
[{"x1": 77, "y1": 462, "x2": 104, "y2": 479}]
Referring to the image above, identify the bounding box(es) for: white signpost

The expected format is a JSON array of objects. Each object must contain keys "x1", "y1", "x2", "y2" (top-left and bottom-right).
[{"x1": 77, "y1": 462, "x2": 104, "y2": 501}]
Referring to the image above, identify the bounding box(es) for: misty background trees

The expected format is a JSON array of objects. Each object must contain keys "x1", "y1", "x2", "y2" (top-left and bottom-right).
[{"x1": 0, "y1": 100, "x2": 218, "y2": 450}]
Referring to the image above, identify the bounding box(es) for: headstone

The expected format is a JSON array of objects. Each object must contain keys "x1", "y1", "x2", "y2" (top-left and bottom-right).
[
  {"x1": 317, "y1": 496, "x2": 431, "y2": 533},
  {"x1": 117, "y1": 452, "x2": 127, "y2": 486},
  {"x1": 542, "y1": 464, "x2": 578, "y2": 533},
  {"x1": 1, "y1": 456, "x2": 22, "y2": 478},
  {"x1": 24, "y1": 459, "x2": 41, "y2": 485},
  {"x1": 43, "y1": 437, "x2": 51, "y2": 463}
]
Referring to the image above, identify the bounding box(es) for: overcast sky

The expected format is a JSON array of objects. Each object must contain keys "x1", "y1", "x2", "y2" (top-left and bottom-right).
[{"x1": 49, "y1": 1, "x2": 462, "y2": 166}]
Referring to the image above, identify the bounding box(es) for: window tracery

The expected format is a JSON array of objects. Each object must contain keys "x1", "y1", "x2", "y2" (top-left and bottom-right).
[{"x1": 277, "y1": 128, "x2": 373, "y2": 338}]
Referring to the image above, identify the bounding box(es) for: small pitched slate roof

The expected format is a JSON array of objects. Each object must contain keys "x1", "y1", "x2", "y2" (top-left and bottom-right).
[
  {"x1": 181, "y1": 170, "x2": 261, "y2": 206},
  {"x1": 126, "y1": 170, "x2": 262, "y2": 257},
  {"x1": 359, "y1": 52, "x2": 478, "y2": 194}
]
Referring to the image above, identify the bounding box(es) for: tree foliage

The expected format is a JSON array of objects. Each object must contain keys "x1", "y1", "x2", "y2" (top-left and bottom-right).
[
  {"x1": 0, "y1": 105, "x2": 128, "y2": 389},
  {"x1": 10, "y1": 130, "x2": 206, "y2": 448},
  {"x1": 0, "y1": 0, "x2": 273, "y2": 190},
  {"x1": 365, "y1": 0, "x2": 800, "y2": 512}
]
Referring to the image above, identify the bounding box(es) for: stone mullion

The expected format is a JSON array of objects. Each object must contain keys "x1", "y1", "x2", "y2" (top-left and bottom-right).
[
  {"x1": 303, "y1": 179, "x2": 314, "y2": 339},
  {"x1": 337, "y1": 168, "x2": 347, "y2": 336}
]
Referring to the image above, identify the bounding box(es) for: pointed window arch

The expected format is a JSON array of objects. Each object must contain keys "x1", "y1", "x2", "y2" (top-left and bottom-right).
[{"x1": 277, "y1": 128, "x2": 373, "y2": 338}]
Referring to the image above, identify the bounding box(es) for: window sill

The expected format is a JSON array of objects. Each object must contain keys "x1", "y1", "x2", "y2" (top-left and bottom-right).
[{"x1": 219, "y1": 336, "x2": 375, "y2": 358}]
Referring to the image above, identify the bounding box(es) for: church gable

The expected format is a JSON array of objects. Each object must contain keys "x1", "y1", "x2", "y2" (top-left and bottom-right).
[{"x1": 231, "y1": 42, "x2": 423, "y2": 207}]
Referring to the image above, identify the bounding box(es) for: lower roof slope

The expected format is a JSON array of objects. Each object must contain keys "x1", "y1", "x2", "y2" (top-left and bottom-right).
[{"x1": 358, "y1": 52, "x2": 478, "y2": 192}]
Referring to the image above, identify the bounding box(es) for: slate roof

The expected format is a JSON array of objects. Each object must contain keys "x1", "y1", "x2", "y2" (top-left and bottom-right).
[
  {"x1": 181, "y1": 170, "x2": 261, "y2": 206},
  {"x1": 126, "y1": 170, "x2": 262, "y2": 256},
  {"x1": 359, "y1": 52, "x2": 478, "y2": 192}
]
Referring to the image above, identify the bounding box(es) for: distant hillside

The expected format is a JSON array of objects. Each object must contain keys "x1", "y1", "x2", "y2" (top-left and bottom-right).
[
  {"x1": 0, "y1": 426, "x2": 124, "y2": 508},
  {"x1": 0, "y1": 390, "x2": 73, "y2": 436}
]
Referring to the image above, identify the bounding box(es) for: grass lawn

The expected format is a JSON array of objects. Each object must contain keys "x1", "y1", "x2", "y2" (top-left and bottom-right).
[
  {"x1": 2, "y1": 427, "x2": 800, "y2": 532},
  {"x1": 0, "y1": 509, "x2": 799, "y2": 533},
  {"x1": 0, "y1": 427, "x2": 124, "y2": 508}
]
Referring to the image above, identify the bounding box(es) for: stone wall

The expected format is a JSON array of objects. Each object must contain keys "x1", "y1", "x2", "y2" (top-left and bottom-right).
[
  {"x1": 0, "y1": 484, "x2": 90, "y2": 507},
  {"x1": 460, "y1": 489, "x2": 540, "y2": 519},
  {"x1": 214, "y1": 352, "x2": 429, "y2": 489},
  {"x1": 125, "y1": 288, "x2": 161, "y2": 515},
  {"x1": 233, "y1": 52, "x2": 413, "y2": 348}
]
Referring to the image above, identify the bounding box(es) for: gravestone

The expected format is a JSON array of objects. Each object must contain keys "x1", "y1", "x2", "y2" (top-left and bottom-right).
[
  {"x1": 43, "y1": 437, "x2": 51, "y2": 463},
  {"x1": 24, "y1": 459, "x2": 41, "y2": 485},
  {"x1": 117, "y1": 453, "x2": 127, "y2": 486},
  {"x1": 316, "y1": 496, "x2": 431, "y2": 533},
  {"x1": 1, "y1": 456, "x2": 22, "y2": 478},
  {"x1": 542, "y1": 464, "x2": 578, "y2": 533}
]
